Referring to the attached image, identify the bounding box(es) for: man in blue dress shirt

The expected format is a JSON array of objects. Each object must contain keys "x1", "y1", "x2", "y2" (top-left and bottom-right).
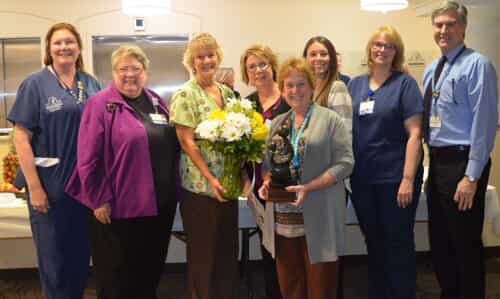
[{"x1": 423, "y1": 1, "x2": 498, "y2": 299}]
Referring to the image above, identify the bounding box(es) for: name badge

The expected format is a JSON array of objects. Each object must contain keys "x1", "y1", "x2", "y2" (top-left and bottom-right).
[
  {"x1": 150, "y1": 113, "x2": 168, "y2": 125},
  {"x1": 359, "y1": 100, "x2": 374, "y2": 115},
  {"x1": 429, "y1": 115, "x2": 442, "y2": 128}
]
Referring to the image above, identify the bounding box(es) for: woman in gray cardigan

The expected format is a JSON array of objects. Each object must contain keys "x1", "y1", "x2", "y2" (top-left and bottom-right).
[{"x1": 258, "y1": 57, "x2": 353, "y2": 299}]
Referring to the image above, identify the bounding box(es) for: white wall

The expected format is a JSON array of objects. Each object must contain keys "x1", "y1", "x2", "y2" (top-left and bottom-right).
[{"x1": 1, "y1": 0, "x2": 442, "y2": 96}]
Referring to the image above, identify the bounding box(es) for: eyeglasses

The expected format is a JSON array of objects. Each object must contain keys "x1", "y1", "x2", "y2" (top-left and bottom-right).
[
  {"x1": 117, "y1": 66, "x2": 144, "y2": 75},
  {"x1": 372, "y1": 41, "x2": 395, "y2": 50},
  {"x1": 246, "y1": 62, "x2": 269, "y2": 73}
]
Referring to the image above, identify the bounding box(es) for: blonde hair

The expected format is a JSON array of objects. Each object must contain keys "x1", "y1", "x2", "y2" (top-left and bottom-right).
[
  {"x1": 365, "y1": 26, "x2": 407, "y2": 75},
  {"x1": 277, "y1": 57, "x2": 316, "y2": 92},
  {"x1": 182, "y1": 33, "x2": 223, "y2": 73},
  {"x1": 240, "y1": 44, "x2": 279, "y2": 85},
  {"x1": 111, "y1": 44, "x2": 150, "y2": 71}
]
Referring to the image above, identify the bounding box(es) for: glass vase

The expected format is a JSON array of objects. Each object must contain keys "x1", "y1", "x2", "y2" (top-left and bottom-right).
[{"x1": 220, "y1": 153, "x2": 242, "y2": 200}]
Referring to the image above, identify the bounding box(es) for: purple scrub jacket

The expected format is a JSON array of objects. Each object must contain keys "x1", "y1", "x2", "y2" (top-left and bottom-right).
[{"x1": 65, "y1": 82, "x2": 169, "y2": 219}]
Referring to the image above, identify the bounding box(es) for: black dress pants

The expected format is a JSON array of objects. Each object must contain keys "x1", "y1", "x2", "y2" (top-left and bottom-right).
[
  {"x1": 88, "y1": 201, "x2": 177, "y2": 299},
  {"x1": 427, "y1": 146, "x2": 491, "y2": 299}
]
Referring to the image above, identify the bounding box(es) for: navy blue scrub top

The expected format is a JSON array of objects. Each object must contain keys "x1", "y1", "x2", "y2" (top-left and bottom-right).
[
  {"x1": 8, "y1": 67, "x2": 101, "y2": 199},
  {"x1": 348, "y1": 71, "x2": 423, "y2": 184}
]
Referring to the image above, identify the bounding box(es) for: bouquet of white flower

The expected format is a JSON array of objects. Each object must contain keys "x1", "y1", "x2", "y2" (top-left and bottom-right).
[{"x1": 195, "y1": 97, "x2": 268, "y2": 199}]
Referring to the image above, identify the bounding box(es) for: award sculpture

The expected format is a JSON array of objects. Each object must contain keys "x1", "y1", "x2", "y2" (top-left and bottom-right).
[{"x1": 267, "y1": 121, "x2": 297, "y2": 202}]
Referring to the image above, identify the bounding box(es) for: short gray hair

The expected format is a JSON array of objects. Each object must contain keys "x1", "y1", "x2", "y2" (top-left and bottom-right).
[
  {"x1": 432, "y1": 1, "x2": 468, "y2": 25},
  {"x1": 111, "y1": 45, "x2": 150, "y2": 71}
]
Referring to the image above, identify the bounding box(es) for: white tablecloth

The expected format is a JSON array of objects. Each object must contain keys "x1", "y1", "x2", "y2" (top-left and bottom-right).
[
  {"x1": 1, "y1": 186, "x2": 499, "y2": 268},
  {"x1": 2, "y1": 186, "x2": 500, "y2": 239}
]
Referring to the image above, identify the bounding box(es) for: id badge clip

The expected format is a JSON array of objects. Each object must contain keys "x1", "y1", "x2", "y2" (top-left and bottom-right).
[
  {"x1": 150, "y1": 113, "x2": 168, "y2": 125},
  {"x1": 429, "y1": 115, "x2": 441, "y2": 128},
  {"x1": 359, "y1": 99, "x2": 374, "y2": 116}
]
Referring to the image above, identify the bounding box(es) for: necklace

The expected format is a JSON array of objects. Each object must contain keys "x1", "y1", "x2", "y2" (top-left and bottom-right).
[{"x1": 51, "y1": 65, "x2": 84, "y2": 103}]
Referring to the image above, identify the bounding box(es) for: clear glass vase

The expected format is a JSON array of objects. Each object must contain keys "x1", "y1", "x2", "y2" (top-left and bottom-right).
[{"x1": 220, "y1": 153, "x2": 242, "y2": 200}]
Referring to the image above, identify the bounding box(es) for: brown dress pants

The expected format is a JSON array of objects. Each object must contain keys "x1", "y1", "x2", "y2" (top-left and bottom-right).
[
  {"x1": 275, "y1": 234, "x2": 338, "y2": 299},
  {"x1": 180, "y1": 189, "x2": 239, "y2": 299}
]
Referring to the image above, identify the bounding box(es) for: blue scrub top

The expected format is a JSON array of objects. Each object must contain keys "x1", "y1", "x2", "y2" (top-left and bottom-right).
[
  {"x1": 8, "y1": 67, "x2": 101, "y2": 199},
  {"x1": 348, "y1": 71, "x2": 423, "y2": 184}
]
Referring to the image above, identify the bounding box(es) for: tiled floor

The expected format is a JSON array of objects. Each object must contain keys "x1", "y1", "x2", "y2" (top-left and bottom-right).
[{"x1": 1, "y1": 255, "x2": 500, "y2": 299}]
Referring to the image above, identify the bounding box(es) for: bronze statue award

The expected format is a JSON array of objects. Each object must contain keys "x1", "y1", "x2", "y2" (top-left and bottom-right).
[{"x1": 268, "y1": 120, "x2": 297, "y2": 202}]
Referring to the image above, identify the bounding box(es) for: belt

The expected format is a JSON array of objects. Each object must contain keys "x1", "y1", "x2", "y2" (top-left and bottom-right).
[
  {"x1": 275, "y1": 212, "x2": 304, "y2": 225},
  {"x1": 430, "y1": 145, "x2": 469, "y2": 160},
  {"x1": 430, "y1": 145, "x2": 469, "y2": 153}
]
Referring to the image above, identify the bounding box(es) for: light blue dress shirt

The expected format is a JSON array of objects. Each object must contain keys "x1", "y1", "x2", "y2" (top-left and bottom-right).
[{"x1": 423, "y1": 44, "x2": 498, "y2": 179}]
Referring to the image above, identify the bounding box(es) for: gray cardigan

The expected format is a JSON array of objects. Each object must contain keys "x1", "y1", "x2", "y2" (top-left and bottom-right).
[{"x1": 262, "y1": 103, "x2": 354, "y2": 263}]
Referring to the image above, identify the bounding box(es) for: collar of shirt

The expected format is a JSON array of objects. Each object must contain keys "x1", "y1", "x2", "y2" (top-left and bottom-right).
[
  {"x1": 443, "y1": 43, "x2": 466, "y2": 65},
  {"x1": 108, "y1": 81, "x2": 169, "y2": 116}
]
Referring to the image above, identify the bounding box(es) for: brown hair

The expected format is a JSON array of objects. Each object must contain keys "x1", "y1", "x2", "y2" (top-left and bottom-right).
[
  {"x1": 278, "y1": 57, "x2": 316, "y2": 92},
  {"x1": 240, "y1": 44, "x2": 279, "y2": 85},
  {"x1": 302, "y1": 36, "x2": 339, "y2": 107},
  {"x1": 432, "y1": 1, "x2": 468, "y2": 26},
  {"x1": 43, "y1": 22, "x2": 86, "y2": 73},
  {"x1": 365, "y1": 26, "x2": 408, "y2": 75}
]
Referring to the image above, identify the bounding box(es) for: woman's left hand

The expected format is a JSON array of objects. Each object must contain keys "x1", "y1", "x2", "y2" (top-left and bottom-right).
[
  {"x1": 94, "y1": 203, "x2": 112, "y2": 224},
  {"x1": 397, "y1": 178, "x2": 414, "y2": 208},
  {"x1": 285, "y1": 185, "x2": 307, "y2": 208}
]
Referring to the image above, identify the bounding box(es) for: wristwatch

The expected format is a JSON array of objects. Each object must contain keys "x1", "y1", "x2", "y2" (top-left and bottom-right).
[{"x1": 466, "y1": 175, "x2": 477, "y2": 183}]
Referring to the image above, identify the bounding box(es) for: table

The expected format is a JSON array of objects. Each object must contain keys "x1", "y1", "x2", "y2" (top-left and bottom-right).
[{"x1": 2, "y1": 186, "x2": 500, "y2": 268}]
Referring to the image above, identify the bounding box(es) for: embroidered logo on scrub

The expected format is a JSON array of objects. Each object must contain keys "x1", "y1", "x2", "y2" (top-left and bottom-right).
[{"x1": 45, "y1": 96, "x2": 63, "y2": 112}]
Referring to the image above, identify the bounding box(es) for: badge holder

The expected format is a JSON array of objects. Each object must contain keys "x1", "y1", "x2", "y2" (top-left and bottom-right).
[
  {"x1": 429, "y1": 92, "x2": 442, "y2": 129},
  {"x1": 359, "y1": 93, "x2": 375, "y2": 116}
]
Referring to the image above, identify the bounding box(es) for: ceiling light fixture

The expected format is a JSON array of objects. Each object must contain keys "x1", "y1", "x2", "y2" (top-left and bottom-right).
[
  {"x1": 122, "y1": 0, "x2": 171, "y2": 16},
  {"x1": 360, "y1": 0, "x2": 408, "y2": 13}
]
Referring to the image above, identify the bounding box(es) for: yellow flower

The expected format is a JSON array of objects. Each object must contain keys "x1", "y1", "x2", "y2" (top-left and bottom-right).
[
  {"x1": 252, "y1": 123, "x2": 268, "y2": 141},
  {"x1": 252, "y1": 111, "x2": 263, "y2": 124},
  {"x1": 251, "y1": 111, "x2": 264, "y2": 129},
  {"x1": 210, "y1": 109, "x2": 226, "y2": 120}
]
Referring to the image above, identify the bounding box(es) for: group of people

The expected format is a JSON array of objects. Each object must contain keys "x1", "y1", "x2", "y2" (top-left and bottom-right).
[{"x1": 8, "y1": 1, "x2": 497, "y2": 299}]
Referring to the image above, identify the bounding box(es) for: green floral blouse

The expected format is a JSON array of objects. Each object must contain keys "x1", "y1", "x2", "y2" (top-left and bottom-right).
[{"x1": 170, "y1": 79, "x2": 235, "y2": 198}]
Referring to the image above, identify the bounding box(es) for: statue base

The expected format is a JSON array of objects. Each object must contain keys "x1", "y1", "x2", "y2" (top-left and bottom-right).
[{"x1": 268, "y1": 186, "x2": 295, "y2": 202}]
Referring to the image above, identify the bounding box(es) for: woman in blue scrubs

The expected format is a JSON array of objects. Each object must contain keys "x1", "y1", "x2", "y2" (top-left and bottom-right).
[
  {"x1": 348, "y1": 26, "x2": 423, "y2": 299},
  {"x1": 8, "y1": 23, "x2": 101, "y2": 299}
]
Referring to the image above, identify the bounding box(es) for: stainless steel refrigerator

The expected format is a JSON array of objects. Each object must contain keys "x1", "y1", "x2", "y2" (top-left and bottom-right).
[{"x1": 0, "y1": 38, "x2": 42, "y2": 129}]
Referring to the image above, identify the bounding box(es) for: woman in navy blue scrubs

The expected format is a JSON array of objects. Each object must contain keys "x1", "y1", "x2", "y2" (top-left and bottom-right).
[
  {"x1": 8, "y1": 23, "x2": 101, "y2": 299},
  {"x1": 348, "y1": 26, "x2": 423, "y2": 299}
]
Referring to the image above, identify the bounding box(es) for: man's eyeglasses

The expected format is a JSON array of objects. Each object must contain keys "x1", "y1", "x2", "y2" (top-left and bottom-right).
[{"x1": 246, "y1": 62, "x2": 269, "y2": 73}]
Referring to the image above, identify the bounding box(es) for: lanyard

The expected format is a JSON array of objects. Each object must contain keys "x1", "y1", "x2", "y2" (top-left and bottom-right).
[
  {"x1": 151, "y1": 97, "x2": 160, "y2": 114},
  {"x1": 51, "y1": 65, "x2": 84, "y2": 103},
  {"x1": 289, "y1": 105, "x2": 313, "y2": 169},
  {"x1": 431, "y1": 46, "x2": 466, "y2": 103}
]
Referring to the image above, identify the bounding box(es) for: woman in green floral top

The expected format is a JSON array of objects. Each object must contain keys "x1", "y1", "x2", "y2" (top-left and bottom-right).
[{"x1": 170, "y1": 32, "x2": 242, "y2": 299}]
